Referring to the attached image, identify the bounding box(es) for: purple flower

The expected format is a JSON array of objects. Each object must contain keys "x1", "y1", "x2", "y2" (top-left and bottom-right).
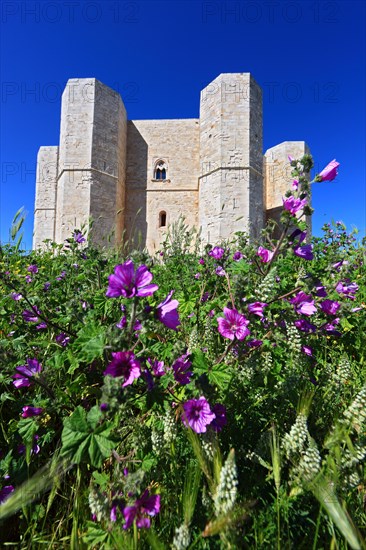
[
  {"x1": 22, "y1": 306, "x2": 42, "y2": 323},
  {"x1": 315, "y1": 284, "x2": 327, "y2": 297},
  {"x1": 247, "y1": 339, "x2": 263, "y2": 348},
  {"x1": 103, "y1": 352, "x2": 141, "y2": 387},
  {"x1": 316, "y1": 159, "x2": 340, "y2": 182},
  {"x1": 100, "y1": 403, "x2": 109, "y2": 412},
  {"x1": 36, "y1": 322, "x2": 47, "y2": 330},
  {"x1": 106, "y1": 260, "x2": 158, "y2": 298},
  {"x1": 290, "y1": 292, "x2": 317, "y2": 316},
  {"x1": 257, "y1": 246, "x2": 274, "y2": 263},
  {"x1": 56, "y1": 271, "x2": 66, "y2": 281},
  {"x1": 18, "y1": 435, "x2": 40, "y2": 456},
  {"x1": 12, "y1": 358, "x2": 42, "y2": 388},
  {"x1": 302, "y1": 346, "x2": 313, "y2": 356},
  {"x1": 333, "y1": 260, "x2": 348, "y2": 271},
  {"x1": 247, "y1": 302, "x2": 267, "y2": 318},
  {"x1": 320, "y1": 300, "x2": 340, "y2": 315},
  {"x1": 294, "y1": 319, "x2": 316, "y2": 333},
  {"x1": 156, "y1": 290, "x2": 180, "y2": 330},
  {"x1": 233, "y1": 251, "x2": 243, "y2": 261},
  {"x1": 10, "y1": 292, "x2": 23, "y2": 301},
  {"x1": 25, "y1": 275, "x2": 32, "y2": 283},
  {"x1": 27, "y1": 264, "x2": 38, "y2": 274},
  {"x1": 209, "y1": 246, "x2": 225, "y2": 260},
  {"x1": 43, "y1": 282, "x2": 51, "y2": 291},
  {"x1": 21, "y1": 406, "x2": 43, "y2": 418},
  {"x1": 294, "y1": 244, "x2": 313, "y2": 260},
  {"x1": 122, "y1": 490, "x2": 160, "y2": 530},
  {"x1": 116, "y1": 316, "x2": 127, "y2": 329},
  {"x1": 210, "y1": 404, "x2": 227, "y2": 432},
  {"x1": 292, "y1": 179, "x2": 299, "y2": 190},
  {"x1": 194, "y1": 273, "x2": 201, "y2": 279},
  {"x1": 215, "y1": 266, "x2": 226, "y2": 276},
  {"x1": 199, "y1": 258, "x2": 205, "y2": 265},
  {"x1": 73, "y1": 230, "x2": 86, "y2": 244},
  {"x1": 201, "y1": 291, "x2": 210, "y2": 303},
  {"x1": 55, "y1": 333, "x2": 70, "y2": 347},
  {"x1": 218, "y1": 307, "x2": 250, "y2": 341},
  {"x1": 283, "y1": 196, "x2": 307, "y2": 215},
  {"x1": 336, "y1": 280, "x2": 359, "y2": 299},
  {"x1": 288, "y1": 155, "x2": 294, "y2": 163},
  {"x1": 0, "y1": 485, "x2": 14, "y2": 504},
  {"x1": 182, "y1": 397, "x2": 215, "y2": 433},
  {"x1": 172, "y1": 355, "x2": 193, "y2": 385},
  {"x1": 322, "y1": 318, "x2": 341, "y2": 335},
  {"x1": 147, "y1": 358, "x2": 165, "y2": 377}
]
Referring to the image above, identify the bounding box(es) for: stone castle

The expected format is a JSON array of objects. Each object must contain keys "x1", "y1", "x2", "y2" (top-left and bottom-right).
[{"x1": 33, "y1": 73, "x2": 309, "y2": 252}]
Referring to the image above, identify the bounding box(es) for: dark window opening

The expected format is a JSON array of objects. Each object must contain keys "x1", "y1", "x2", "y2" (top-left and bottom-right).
[{"x1": 159, "y1": 211, "x2": 167, "y2": 227}]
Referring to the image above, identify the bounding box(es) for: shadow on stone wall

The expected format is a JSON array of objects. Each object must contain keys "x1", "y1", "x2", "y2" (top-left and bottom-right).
[{"x1": 125, "y1": 122, "x2": 148, "y2": 250}]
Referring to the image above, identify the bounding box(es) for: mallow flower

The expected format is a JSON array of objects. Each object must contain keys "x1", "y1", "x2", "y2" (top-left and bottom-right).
[
  {"x1": 156, "y1": 290, "x2": 180, "y2": 330},
  {"x1": 106, "y1": 260, "x2": 158, "y2": 298},
  {"x1": 12, "y1": 358, "x2": 42, "y2": 388},
  {"x1": 283, "y1": 196, "x2": 307, "y2": 215},
  {"x1": 21, "y1": 406, "x2": 43, "y2": 418},
  {"x1": 208, "y1": 247, "x2": 224, "y2": 260},
  {"x1": 315, "y1": 159, "x2": 340, "y2": 182},
  {"x1": 257, "y1": 246, "x2": 274, "y2": 263},
  {"x1": 294, "y1": 243, "x2": 313, "y2": 260},
  {"x1": 103, "y1": 351, "x2": 141, "y2": 387},
  {"x1": 122, "y1": 490, "x2": 160, "y2": 530},
  {"x1": 182, "y1": 397, "x2": 216, "y2": 433},
  {"x1": 218, "y1": 308, "x2": 250, "y2": 340}
]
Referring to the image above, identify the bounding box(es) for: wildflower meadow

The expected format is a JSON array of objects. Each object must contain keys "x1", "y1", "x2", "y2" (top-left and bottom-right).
[{"x1": 0, "y1": 156, "x2": 365, "y2": 549}]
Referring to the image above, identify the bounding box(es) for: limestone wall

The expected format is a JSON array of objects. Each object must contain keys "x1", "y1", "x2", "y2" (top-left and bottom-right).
[
  {"x1": 199, "y1": 73, "x2": 263, "y2": 243},
  {"x1": 125, "y1": 119, "x2": 200, "y2": 252},
  {"x1": 33, "y1": 146, "x2": 59, "y2": 248},
  {"x1": 264, "y1": 141, "x2": 311, "y2": 232}
]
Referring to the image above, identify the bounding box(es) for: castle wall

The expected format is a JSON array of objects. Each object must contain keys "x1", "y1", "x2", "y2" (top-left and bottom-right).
[
  {"x1": 264, "y1": 141, "x2": 311, "y2": 233},
  {"x1": 33, "y1": 146, "x2": 59, "y2": 248},
  {"x1": 199, "y1": 73, "x2": 263, "y2": 244},
  {"x1": 125, "y1": 119, "x2": 200, "y2": 252}
]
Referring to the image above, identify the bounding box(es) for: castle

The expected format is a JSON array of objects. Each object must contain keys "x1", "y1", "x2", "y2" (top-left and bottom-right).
[{"x1": 33, "y1": 73, "x2": 309, "y2": 252}]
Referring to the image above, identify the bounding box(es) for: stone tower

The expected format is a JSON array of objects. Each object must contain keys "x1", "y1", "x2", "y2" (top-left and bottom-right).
[
  {"x1": 199, "y1": 73, "x2": 263, "y2": 244},
  {"x1": 33, "y1": 73, "x2": 309, "y2": 252},
  {"x1": 34, "y1": 78, "x2": 127, "y2": 248}
]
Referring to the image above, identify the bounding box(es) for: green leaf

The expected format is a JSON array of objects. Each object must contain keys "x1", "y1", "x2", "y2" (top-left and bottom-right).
[
  {"x1": 61, "y1": 406, "x2": 115, "y2": 467},
  {"x1": 191, "y1": 349, "x2": 209, "y2": 376},
  {"x1": 208, "y1": 363, "x2": 232, "y2": 390},
  {"x1": 74, "y1": 323, "x2": 105, "y2": 363},
  {"x1": 18, "y1": 418, "x2": 38, "y2": 444}
]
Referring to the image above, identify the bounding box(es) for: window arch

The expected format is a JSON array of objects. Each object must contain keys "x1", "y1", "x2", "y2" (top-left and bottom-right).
[
  {"x1": 154, "y1": 160, "x2": 168, "y2": 180},
  {"x1": 159, "y1": 211, "x2": 167, "y2": 228}
]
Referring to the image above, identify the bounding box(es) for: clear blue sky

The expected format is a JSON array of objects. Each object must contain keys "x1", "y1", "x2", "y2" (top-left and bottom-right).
[{"x1": 1, "y1": 0, "x2": 365, "y2": 249}]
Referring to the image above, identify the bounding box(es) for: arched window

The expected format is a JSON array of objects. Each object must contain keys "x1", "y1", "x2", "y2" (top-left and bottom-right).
[
  {"x1": 159, "y1": 211, "x2": 167, "y2": 227},
  {"x1": 154, "y1": 160, "x2": 168, "y2": 180}
]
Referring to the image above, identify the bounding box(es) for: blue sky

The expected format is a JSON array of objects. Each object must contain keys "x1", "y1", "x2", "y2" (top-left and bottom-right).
[{"x1": 1, "y1": 0, "x2": 365, "y2": 249}]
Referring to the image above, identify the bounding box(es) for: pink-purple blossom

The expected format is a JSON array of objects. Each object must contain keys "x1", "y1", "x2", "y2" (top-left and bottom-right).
[
  {"x1": 156, "y1": 290, "x2": 180, "y2": 330},
  {"x1": 283, "y1": 196, "x2": 307, "y2": 216},
  {"x1": 0, "y1": 485, "x2": 14, "y2": 504},
  {"x1": 21, "y1": 406, "x2": 43, "y2": 418},
  {"x1": 294, "y1": 243, "x2": 313, "y2": 260},
  {"x1": 290, "y1": 292, "x2": 317, "y2": 316},
  {"x1": 12, "y1": 358, "x2": 42, "y2": 388},
  {"x1": 10, "y1": 292, "x2": 22, "y2": 301},
  {"x1": 122, "y1": 490, "x2": 160, "y2": 530},
  {"x1": 294, "y1": 319, "x2": 316, "y2": 333},
  {"x1": 215, "y1": 266, "x2": 226, "y2": 276},
  {"x1": 316, "y1": 159, "x2": 340, "y2": 182},
  {"x1": 172, "y1": 355, "x2": 193, "y2": 385},
  {"x1": 147, "y1": 358, "x2": 165, "y2": 377},
  {"x1": 320, "y1": 299, "x2": 340, "y2": 316},
  {"x1": 27, "y1": 264, "x2": 38, "y2": 274},
  {"x1": 182, "y1": 396, "x2": 216, "y2": 433},
  {"x1": 208, "y1": 246, "x2": 224, "y2": 260},
  {"x1": 210, "y1": 404, "x2": 227, "y2": 432},
  {"x1": 257, "y1": 246, "x2": 274, "y2": 263},
  {"x1": 233, "y1": 251, "x2": 243, "y2": 261},
  {"x1": 73, "y1": 230, "x2": 86, "y2": 244},
  {"x1": 55, "y1": 333, "x2": 70, "y2": 347},
  {"x1": 218, "y1": 307, "x2": 250, "y2": 341},
  {"x1": 106, "y1": 260, "x2": 158, "y2": 299},
  {"x1": 302, "y1": 345, "x2": 313, "y2": 356},
  {"x1": 22, "y1": 307, "x2": 42, "y2": 323},
  {"x1": 247, "y1": 302, "x2": 267, "y2": 318},
  {"x1": 103, "y1": 351, "x2": 141, "y2": 387},
  {"x1": 336, "y1": 280, "x2": 359, "y2": 299}
]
